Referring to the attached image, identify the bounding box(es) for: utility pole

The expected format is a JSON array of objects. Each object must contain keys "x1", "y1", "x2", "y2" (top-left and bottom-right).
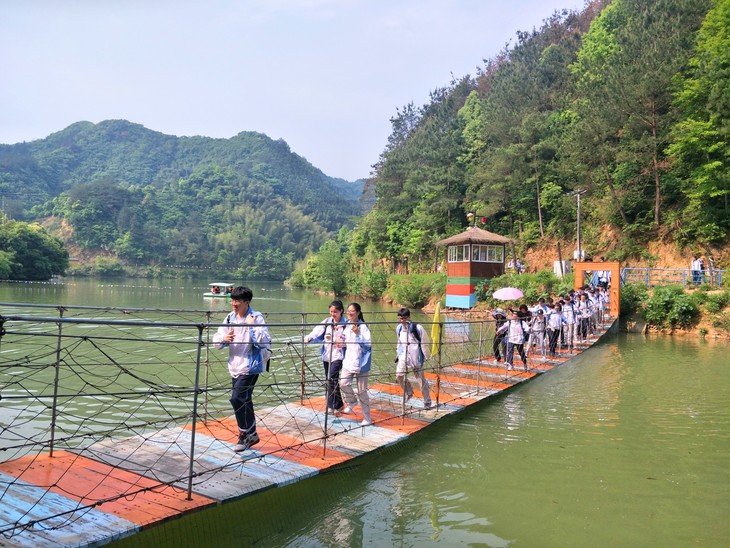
[{"x1": 569, "y1": 189, "x2": 587, "y2": 261}]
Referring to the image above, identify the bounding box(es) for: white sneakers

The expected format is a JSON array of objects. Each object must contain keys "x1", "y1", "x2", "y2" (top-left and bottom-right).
[{"x1": 360, "y1": 419, "x2": 372, "y2": 426}]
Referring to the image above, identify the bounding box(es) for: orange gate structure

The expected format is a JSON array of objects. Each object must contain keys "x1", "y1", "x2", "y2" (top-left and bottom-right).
[{"x1": 573, "y1": 261, "x2": 621, "y2": 318}]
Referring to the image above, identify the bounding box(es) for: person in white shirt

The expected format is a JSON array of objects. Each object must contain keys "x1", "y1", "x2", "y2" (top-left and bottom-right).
[
  {"x1": 395, "y1": 307, "x2": 432, "y2": 409},
  {"x1": 526, "y1": 309, "x2": 547, "y2": 361},
  {"x1": 303, "y1": 300, "x2": 346, "y2": 413},
  {"x1": 212, "y1": 286, "x2": 271, "y2": 452},
  {"x1": 547, "y1": 303, "x2": 566, "y2": 357},
  {"x1": 576, "y1": 293, "x2": 594, "y2": 342},
  {"x1": 496, "y1": 310, "x2": 530, "y2": 371},
  {"x1": 339, "y1": 303, "x2": 373, "y2": 426},
  {"x1": 691, "y1": 255, "x2": 701, "y2": 284}
]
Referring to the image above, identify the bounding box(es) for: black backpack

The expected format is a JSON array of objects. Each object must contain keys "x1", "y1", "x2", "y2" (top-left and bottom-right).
[{"x1": 397, "y1": 322, "x2": 425, "y2": 363}]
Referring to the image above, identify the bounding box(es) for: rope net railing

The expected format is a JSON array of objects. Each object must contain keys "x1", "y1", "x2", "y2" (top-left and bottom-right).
[{"x1": 0, "y1": 304, "x2": 501, "y2": 541}]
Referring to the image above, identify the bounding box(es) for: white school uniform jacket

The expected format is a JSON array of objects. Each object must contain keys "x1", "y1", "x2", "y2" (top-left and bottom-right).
[
  {"x1": 562, "y1": 302, "x2": 577, "y2": 324},
  {"x1": 212, "y1": 308, "x2": 271, "y2": 377},
  {"x1": 530, "y1": 315, "x2": 546, "y2": 333},
  {"x1": 497, "y1": 319, "x2": 529, "y2": 344},
  {"x1": 342, "y1": 321, "x2": 372, "y2": 374},
  {"x1": 305, "y1": 317, "x2": 346, "y2": 362},
  {"x1": 547, "y1": 311, "x2": 566, "y2": 330},
  {"x1": 576, "y1": 299, "x2": 594, "y2": 319},
  {"x1": 396, "y1": 322, "x2": 429, "y2": 368}
]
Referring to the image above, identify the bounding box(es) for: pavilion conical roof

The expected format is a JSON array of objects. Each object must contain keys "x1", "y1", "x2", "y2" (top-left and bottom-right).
[{"x1": 435, "y1": 226, "x2": 511, "y2": 247}]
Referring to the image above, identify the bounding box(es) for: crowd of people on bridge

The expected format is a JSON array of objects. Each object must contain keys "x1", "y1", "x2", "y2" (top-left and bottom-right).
[
  {"x1": 214, "y1": 288, "x2": 435, "y2": 452},
  {"x1": 492, "y1": 285, "x2": 610, "y2": 370},
  {"x1": 212, "y1": 282, "x2": 611, "y2": 452}
]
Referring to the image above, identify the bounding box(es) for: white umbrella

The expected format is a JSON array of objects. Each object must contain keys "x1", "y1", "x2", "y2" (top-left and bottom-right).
[{"x1": 492, "y1": 287, "x2": 524, "y2": 301}]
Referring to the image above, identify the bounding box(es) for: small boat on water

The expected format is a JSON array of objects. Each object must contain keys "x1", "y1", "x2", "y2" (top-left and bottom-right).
[{"x1": 203, "y1": 282, "x2": 233, "y2": 298}]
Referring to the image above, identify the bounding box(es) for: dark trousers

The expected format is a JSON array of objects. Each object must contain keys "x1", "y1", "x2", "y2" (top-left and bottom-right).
[
  {"x1": 548, "y1": 328, "x2": 561, "y2": 355},
  {"x1": 493, "y1": 334, "x2": 506, "y2": 361},
  {"x1": 324, "y1": 360, "x2": 344, "y2": 410},
  {"x1": 578, "y1": 318, "x2": 589, "y2": 339},
  {"x1": 230, "y1": 373, "x2": 259, "y2": 434},
  {"x1": 505, "y1": 341, "x2": 527, "y2": 366}
]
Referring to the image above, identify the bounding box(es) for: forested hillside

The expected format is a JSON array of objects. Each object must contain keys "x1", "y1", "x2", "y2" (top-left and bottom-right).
[
  {"x1": 2, "y1": 0, "x2": 728, "y2": 286},
  {"x1": 0, "y1": 120, "x2": 363, "y2": 279},
  {"x1": 352, "y1": 0, "x2": 728, "y2": 270}
]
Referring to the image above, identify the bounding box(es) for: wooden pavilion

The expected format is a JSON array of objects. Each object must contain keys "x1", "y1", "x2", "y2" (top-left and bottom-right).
[{"x1": 436, "y1": 226, "x2": 512, "y2": 309}]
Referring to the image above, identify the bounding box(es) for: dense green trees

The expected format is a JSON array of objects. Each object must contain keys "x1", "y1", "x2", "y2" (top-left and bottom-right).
[
  {"x1": 350, "y1": 0, "x2": 726, "y2": 271},
  {"x1": 569, "y1": 0, "x2": 710, "y2": 231},
  {"x1": 667, "y1": 0, "x2": 730, "y2": 244},
  {"x1": 0, "y1": 221, "x2": 69, "y2": 280}
]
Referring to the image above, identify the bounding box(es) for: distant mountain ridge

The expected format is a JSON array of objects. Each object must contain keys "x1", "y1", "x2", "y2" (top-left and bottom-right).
[
  {"x1": 0, "y1": 120, "x2": 365, "y2": 278},
  {"x1": 0, "y1": 119, "x2": 363, "y2": 213}
]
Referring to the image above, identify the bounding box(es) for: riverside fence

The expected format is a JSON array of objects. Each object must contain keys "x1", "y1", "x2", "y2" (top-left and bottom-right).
[{"x1": 620, "y1": 267, "x2": 725, "y2": 287}]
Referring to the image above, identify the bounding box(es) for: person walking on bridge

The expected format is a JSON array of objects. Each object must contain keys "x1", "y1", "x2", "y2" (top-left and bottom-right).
[
  {"x1": 304, "y1": 300, "x2": 346, "y2": 413},
  {"x1": 339, "y1": 303, "x2": 373, "y2": 426},
  {"x1": 395, "y1": 307, "x2": 432, "y2": 410},
  {"x1": 213, "y1": 286, "x2": 271, "y2": 452}
]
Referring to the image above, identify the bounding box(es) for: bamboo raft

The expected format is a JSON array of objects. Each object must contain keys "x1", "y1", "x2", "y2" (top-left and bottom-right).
[{"x1": 0, "y1": 304, "x2": 616, "y2": 547}]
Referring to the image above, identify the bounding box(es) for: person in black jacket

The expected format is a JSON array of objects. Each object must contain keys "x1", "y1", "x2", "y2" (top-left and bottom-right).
[{"x1": 492, "y1": 308, "x2": 507, "y2": 362}]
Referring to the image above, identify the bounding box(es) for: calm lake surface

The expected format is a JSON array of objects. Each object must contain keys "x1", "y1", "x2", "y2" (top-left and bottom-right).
[{"x1": 2, "y1": 278, "x2": 728, "y2": 547}]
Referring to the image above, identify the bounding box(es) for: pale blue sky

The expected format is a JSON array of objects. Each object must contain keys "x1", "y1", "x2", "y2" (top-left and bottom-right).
[{"x1": 1, "y1": 0, "x2": 584, "y2": 181}]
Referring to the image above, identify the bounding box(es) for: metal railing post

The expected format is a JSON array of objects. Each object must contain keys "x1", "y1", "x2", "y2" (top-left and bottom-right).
[
  {"x1": 435, "y1": 317, "x2": 443, "y2": 408},
  {"x1": 186, "y1": 324, "x2": 205, "y2": 500},
  {"x1": 401, "y1": 327, "x2": 409, "y2": 424},
  {"x1": 476, "y1": 319, "x2": 483, "y2": 395},
  {"x1": 322, "y1": 318, "x2": 336, "y2": 456},
  {"x1": 300, "y1": 313, "x2": 307, "y2": 404},
  {"x1": 49, "y1": 307, "x2": 66, "y2": 457},
  {"x1": 203, "y1": 311, "x2": 212, "y2": 422}
]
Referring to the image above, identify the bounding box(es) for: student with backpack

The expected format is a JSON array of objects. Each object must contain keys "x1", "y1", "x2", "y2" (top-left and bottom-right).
[
  {"x1": 212, "y1": 286, "x2": 271, "y2": 452},
  {"x1": 526, "y1": 309, "x2": 547, "y2": 361},
  {"x1": 339, "y1": 302, "x2": 373, "y2": 426},
  {"x1": 496, "y1": 310, "x2": 530, "y2": 371},
  {"x1": 547, "y1": 303, "x2": 567, "y2": 358},
  {"x1": 492, "y1": 308, "x2": 508, "y2": 362},
  {"x1": 303, "y1": 300, "x2": 346, "y2": 413},
  {"x1": 395, "y1": 308, "x2": 432, "y2": 409}
]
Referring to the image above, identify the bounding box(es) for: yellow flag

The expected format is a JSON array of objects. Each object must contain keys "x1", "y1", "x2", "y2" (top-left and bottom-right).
[{"x1": 430, "y1": 302, "x2": 441, "y2": 357}]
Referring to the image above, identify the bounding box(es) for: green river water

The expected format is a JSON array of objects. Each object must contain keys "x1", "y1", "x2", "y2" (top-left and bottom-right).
[{"x1": 1, "y1": 278, "x2": 728, "y2": 547}]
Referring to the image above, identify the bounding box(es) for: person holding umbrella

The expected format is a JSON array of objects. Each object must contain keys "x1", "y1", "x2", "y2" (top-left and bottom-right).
[{"x1": 491, "y1": 287, "x2": 524, "y2": 364}]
